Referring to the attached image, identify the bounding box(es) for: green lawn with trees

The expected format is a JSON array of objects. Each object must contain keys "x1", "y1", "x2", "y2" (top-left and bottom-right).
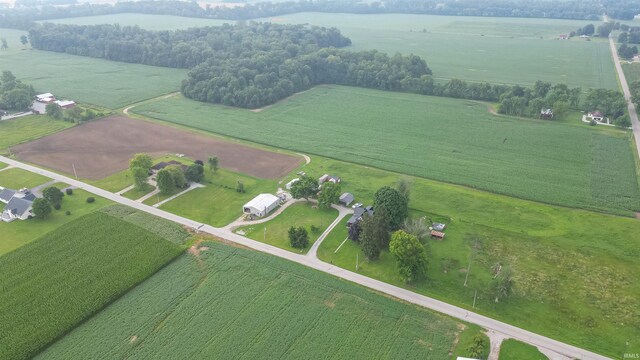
[
  {"x1": 0, "y1": 28, "x2": 187, "y2": 109},
  {"x1": 0, "y1": 168, "x2": 50, "y2": 189},
  {"x1": 157, "y1": 168, "x2": 277, "y2": 227},
  {"x1": 0, "y1": 186, "x2": 110, "y2": 256},
  {"x1": 0, "y1": 211, "x2": 184, "y2": 360},
  {"x1": 301, "y1": 154, "x2": 640, "y2": 357},
  {"x1": 133, "y1": 86, "x2": 640, "y2": 215},
  {"x1": 237, "y1": 201, "x2": 337, "y2": 253},
  {"x1": 498, "y1": 339, "x2": 548, "y2": 360},
  {"x1": 36, "y1": 241, "x2": 464, "y2": 359},
  {"x1": 0, "y1": 115, "x2": 74, "y2": 152}
]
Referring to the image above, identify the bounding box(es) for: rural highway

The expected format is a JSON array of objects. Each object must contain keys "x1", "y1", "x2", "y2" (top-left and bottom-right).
[
  {"x1": 609, "y1": 35, "x2": 640, "y2": 158},
  {"x1": 0, "y1": 155, "x2": 612, "y2": 360}
]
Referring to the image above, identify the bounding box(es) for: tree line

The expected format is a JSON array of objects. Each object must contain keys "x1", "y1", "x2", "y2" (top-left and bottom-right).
[{"x1": 0, "y1": 71, "x2": 34, "y2": 111}]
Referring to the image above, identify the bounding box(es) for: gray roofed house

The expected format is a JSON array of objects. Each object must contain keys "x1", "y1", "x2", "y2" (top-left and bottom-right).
[
  {"x1": 432, "y1": 223, "x2": 446, "y2": 232},
  {"x1": 347, "y1": 205, "x2": 374, "y2": 227},
  {"x1": 1, "y1": 196, "x2": 33, "y2": 222},
  {"x1": 0, "y1": 188, "x2": 16, "y2": 203},
  {"x1": 339, "y1": 192, "x2": 354, "y2": 206}
]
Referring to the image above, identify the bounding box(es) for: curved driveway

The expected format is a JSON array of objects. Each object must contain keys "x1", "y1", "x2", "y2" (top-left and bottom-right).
[{"x1": 0, "y1": 155, "x2": 610, "y2": 360}]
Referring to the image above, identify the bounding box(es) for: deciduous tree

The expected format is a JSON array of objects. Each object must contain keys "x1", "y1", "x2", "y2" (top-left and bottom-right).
[
  {"x1": 156, "y1": 169, "x2": 174, "y2": 195},
  {"x1": 42, "y1": 186, "x2": 63, "y2": 207},
  {"x1": 288, "y1": 226, "x2": 309, "y2": 249},
  {"x1": 488, "y1": 266, "x2": 514, "y2": 303},
  {"x1": 389, "y1": 230, "x2": 428, "y2": 282},
  {"x1": 32, "y1": 198, "x2": 51, "y2": 219},
  {"x1": 373, "y1": 186, "x2": 408, "y2": 230},
  {"x1": 359, "y1": 209, "x2": 389, "y2": 260},
  {"x1": 130, "y1": 166, "x2": 148, "y2": 191},
  {"x1": 185, "y1": 163, "x2": 204, "y2": 182},
  {"x1": 290, "y1": 175, "x2": 318, "y2": 200},
  {"x1": 318, "y1": 181, "x2": 340, "y2": 209},
  {"x1": 166, "y1": 165, "x2": 186, "y2": 188},
  {"x1": 208, "y1": 156, "x2": 219, "y2": 172}
]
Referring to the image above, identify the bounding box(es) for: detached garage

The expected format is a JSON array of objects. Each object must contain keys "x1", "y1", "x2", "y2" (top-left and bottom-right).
[{"x1": 243, "y1": 194, "x2": 280, "y2": 217}]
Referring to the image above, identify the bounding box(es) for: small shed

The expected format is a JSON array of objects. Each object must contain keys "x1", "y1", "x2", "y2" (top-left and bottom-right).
[
  {"x1": 55, "y1": 100, "x2": 76, "y2": 109},
  {"x1": 339, "y1": 192, "x2": 354, "y2": 206},
  {"x1": 35, "y1": 93, "x2": 55, "y2": 103},
  {"x1": 285, "y1": 178, "x2": 299, "y2": 190},
  {"x1": 243, "y1": 193, "x2": 280, "y2": 217},
  {"x1": 319, "y1": 174, "x2": 341, "y2": 184},
  {"x1": 432, "y1": 223, "x2": 446, "y2": 232},
  {"x1": 430, "y1": 230, "x2": 445, "y2": 240}
]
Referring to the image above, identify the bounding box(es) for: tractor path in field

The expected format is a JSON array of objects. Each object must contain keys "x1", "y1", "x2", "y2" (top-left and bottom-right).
[
  {"x1": 609, "y1": 35, "x2": 640, "y2": 159},
  {"x1": 0, "y1": 155, "x2": 611, "y2": 360}
]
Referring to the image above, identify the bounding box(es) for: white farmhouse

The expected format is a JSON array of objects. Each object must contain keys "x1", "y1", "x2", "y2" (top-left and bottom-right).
[{"x1": 243, "y1": 193, "x2": 280, "y2": 217}]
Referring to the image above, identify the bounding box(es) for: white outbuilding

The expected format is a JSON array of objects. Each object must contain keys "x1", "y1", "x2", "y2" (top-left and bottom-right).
[{"x1": 243, "y1": 193, "x2": 280, "y2": 217}]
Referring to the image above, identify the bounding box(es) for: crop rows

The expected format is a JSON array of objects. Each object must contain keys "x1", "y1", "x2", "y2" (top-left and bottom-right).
[
  {"x1": 100, "y1": 205, "x2": 190, "y2": 244},
  {"x1": 0, "y1": 212, "x2": 183, "y2": 360},
  {"x1": 134, "y1": 87, "x2": 640, "y2": 215},
  {"x1": 38, "y1": 242, "x2": 460, "y2": 359}
]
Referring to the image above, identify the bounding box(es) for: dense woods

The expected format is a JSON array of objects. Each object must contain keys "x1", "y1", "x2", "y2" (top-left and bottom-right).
[
  {"x1": 30, "y1": 23, "x2": 436, "y2": 108},
  {"x1": 0, "y1": 71, "x2": 35, "y2": 111},
  {"x1": 1, "y1": 0, "x2": 633, "y2": 30}
]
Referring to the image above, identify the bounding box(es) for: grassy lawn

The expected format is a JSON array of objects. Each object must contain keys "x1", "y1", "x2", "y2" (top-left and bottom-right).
[
  {"x1": 158, "y1": 168, "x2": 277, "y2": 227},
  {"x1": 0, "y1": 211, "x2": 184, "y2": 360},
  {"x1": 498, "y1": 339, "x2": 548, "y2": 360},
  {"x1": 0, "y1": 28, "x2": 187, "y2": 109},
  {"x1": 0, "y1": 162, "x2": 7, "y2": 170},
  {"x1": 451, "y1": 326, "x2": 490, "y2": 360},
  {"x1": 299, "y1": 154, "x2": 640, "y2": 357},
  {"x1": 237, "y1": 201, "x2": 337, "y2": 253},
  {"x1": 133, "y1": 86, "x2": 640, "y2": 215},
  {"x1": 122, "y1": 183, "x2": 155, "y2": 200},
  {"x1": 261, "y1": 13, "x2": 617, "y2": 89},
  {"x1": 0, "y1": 187, "x2": 111, "y2": 256},
  {"x1": 0, "y1": 115, "x2": 74, "y2": 152},
  {"x1": 37, "y1": 241, "x2": 462, "y2": 359},
  {"x1": 0, "y1": 168, "x2": 51, "y2": 189}
]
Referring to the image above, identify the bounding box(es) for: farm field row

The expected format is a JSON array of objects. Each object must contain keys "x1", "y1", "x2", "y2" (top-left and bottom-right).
[
  {"x1": 44, "y1": 13, "x2": 617, "y2": 89},
  {"x1": 132, "y1": 85, "x2": 640, "y2": 215},
  {"x1": 37, "y1": 241, "x2": 466, "y2": 359},
  {"x1": 262, "y1": 13, "x2": 618, "y2": 89},
  {"x1": 0, "y1": 28, "x2": 187, "y2": 109},
  {"x1": 0, "y1": 210, "x2": 185, "y2": 360}
]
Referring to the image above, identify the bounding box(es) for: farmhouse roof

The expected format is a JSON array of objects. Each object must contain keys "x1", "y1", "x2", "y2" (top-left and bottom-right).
[
  {"x1": 151, "y1": 160, "x2": 185, "y2": 171},
  {"x1": 430, "y1": 230, "x2": 445, "y2": 239},
  {"x1": 55, "y1": 100, "x2": 75, "y2": 107},
  {"x1": 347, "y1": 205, "x2": 374, "y2": 226},
  {"x1": 36, "y1": 93, "x2": 54, "y2": 99},
  {"x1": 590, "y1": 110, "x2": 604, "y2": 117},
  {"x1": 0, "y1": 188, "x2": 16, "y2": 203},
  {"x1": 244, "y1": 193, "x2": 280, "y2": 211},
  {"x1": 4, "y1": 197, "x2": 32, "y2": 217}
]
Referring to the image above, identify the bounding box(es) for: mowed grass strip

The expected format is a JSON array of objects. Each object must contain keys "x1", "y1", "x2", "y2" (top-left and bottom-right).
[
  {"x1": 0, "y1": 167, "x2": 51, "y2": 189},
  {"x1": 0, "y1": 115, "x2": 73, "y2": 152},
  {"x1": 159, "y1": 168, "x2": 277, "y2": 227},
  {"x1": 133, "y1": 86, "x2": 640, "y2": 214},
  {"x1": 237, "y1": 201, "x2": 337, "y2": 253},
  {"x1": 0, "y1": 211, "x2": 184, "y2": 360},
  {"x1": 499, "y1": 339, "x2": 548, "y2": 360},
  {"x1": 37, "y1": 242, "x2": 461, "y2": 359},
  {"x1": 0, "y1": 188, "x2": 110, "y2": 256},
  {"x1": 0, "y1": 28, "x2": 187, "y2": 109}
]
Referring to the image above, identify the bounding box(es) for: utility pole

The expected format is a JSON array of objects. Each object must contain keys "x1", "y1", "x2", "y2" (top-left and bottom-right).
[
  {"x1": 464, "y1": 238, "x2": 478, "y2": 287},
  {"x1": 356, "y1": 253, "x2": 359, "y2": 271},
  {"x1": 472, "y1": 290, "x2": 477, "y2": 308},
  {"x1": 264, "y1": 226, "x2": 266, "y2": 243},
  {"x1": 72, "y1": 163, "x2": 78, "y2": 179}
]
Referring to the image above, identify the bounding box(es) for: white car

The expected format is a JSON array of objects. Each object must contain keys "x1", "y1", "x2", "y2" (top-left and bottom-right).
[{"x1": 352, "y1": 203, "x2": 363, "y2": 209}]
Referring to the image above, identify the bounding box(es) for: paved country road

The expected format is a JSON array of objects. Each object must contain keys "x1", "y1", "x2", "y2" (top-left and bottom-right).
[
  {"x1": 0, "y1": 155, "x2": 612, "y2": 360},
  {"x1": 609, "y1": 35, "x2": 640, "y2": 158}
]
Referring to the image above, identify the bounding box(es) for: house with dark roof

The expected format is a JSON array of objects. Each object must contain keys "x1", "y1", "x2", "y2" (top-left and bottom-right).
[
  {"x1": 151, "y1": 160, "x2": 188, "y2": 173},
  {"x1": 347, "y1": 205, "x2": 374, "y2": 228},
  {"x1": 0, "y1": 187, "x2": 35, "y2": 222}
]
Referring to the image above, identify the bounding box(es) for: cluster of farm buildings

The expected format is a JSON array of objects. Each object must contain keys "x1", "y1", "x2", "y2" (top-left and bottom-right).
[
  {"x1": 31, "y1": 92, "x2": 76, "y2": 114},
  {"x1": 0, "y1": 187, "x2": 35, "y2": 222}
]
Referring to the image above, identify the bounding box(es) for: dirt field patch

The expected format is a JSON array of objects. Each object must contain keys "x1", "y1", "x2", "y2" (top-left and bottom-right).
[{"x1": 11, "y1": 116, "x2": 300, "y2": 180}]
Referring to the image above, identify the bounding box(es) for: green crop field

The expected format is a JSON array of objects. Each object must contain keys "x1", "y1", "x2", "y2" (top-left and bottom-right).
[
  {"x1": 0, "y1": 167, "x2": 50, "y2": 189},
  {"x1": 260, "y1": 13, "x2": 617, "y2": 89},
  {"x1": 0, "y1": 28, "x2": 187, "y2": 108},
  {"x1": 295, "y1": 155, "x2": 640, "y2": 357},
  {"x1": 133, "y1": 86, "x2": 640, "y2": 215},
  {"x1": 158, "y1": 168, "x2": 277, "y2": 227},
  {"x1": 0, "y1": 187, "x2": 111, "y2": 256},
  {"x1": 499, "y1": 339, "x2": 548, "y2": 360},
  {"x1": 237, "y1": 201, "x2": 338, "y2": 253},
  {"x1": 37, "y1": 242, "x2": 462, "y2": 359},
  {"x1": 46, "y1": 13, "x2": 231, "y2": 30},
  {"x1": 0, "y1": 211, "x2": 184, "y2": 360},
  {"x1": 0, "y1": 115, "x2": 74, "y2": 152}
]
